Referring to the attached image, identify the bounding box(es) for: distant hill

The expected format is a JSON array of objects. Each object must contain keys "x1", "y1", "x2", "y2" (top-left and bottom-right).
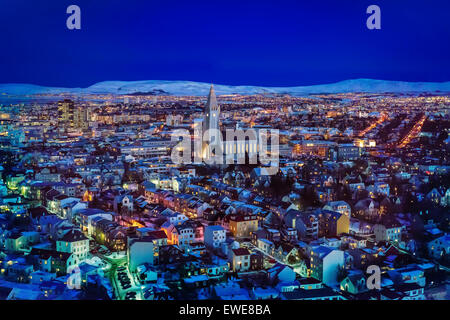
[{"x1": 1, "y1": 79, "x2": 450, "y2": 96}]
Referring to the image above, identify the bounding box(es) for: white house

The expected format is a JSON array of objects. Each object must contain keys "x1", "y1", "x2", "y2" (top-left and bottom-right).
[
  {"x1": 309, "y1": 246, "x2": 345, "y2": 285},
  {"x1": 61, "y1": 199, "x2": 88, "y2": 221},
  {"x1": 161, "y1": 209, "x2": 188, "y2": 226},
  {"x1": 229, "y1": 248, "x2": 251, "y2": 272},
  {"x1": 427, "y1": 234, "x2": 450, "y2": 259},
  {"x1": 267, "y1": 263, "x2": 296, "y2": 284},
  {"x1": 258, "y1": 238, "x2": 275, "y2": 255},
  {"x1": 128, "y1": 237, "x2": 156, "y2": 272},
  {"x1": 323, "y1": 201, "x2": 351, "y2": 218},
  {"x1": 76, "y1": 209, "x2": 113, "y2": 236},
  {"x1": 56, "y1": 229, "x2": 89, "y2": 266},
  {"x1": 114, "y1": 194, "x2": 133, "y2": 213},
  {"x1": 204, "y1": 225, "x2": 226, "y2": 250},
  {"x1": 373, "y1": 222, "x2": 402, "y2": 243}
]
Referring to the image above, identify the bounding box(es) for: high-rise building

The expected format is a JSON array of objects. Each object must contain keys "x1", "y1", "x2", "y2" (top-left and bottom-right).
[
  {"x1": 58, "y1": 99, "x2": 74, "y2": 124},
  {"x1": 73, "y1": 106, "x2": 90, "y2": 131},
  {"x1": 57, "y1": 99, "x2": 90, "y2": 131}
]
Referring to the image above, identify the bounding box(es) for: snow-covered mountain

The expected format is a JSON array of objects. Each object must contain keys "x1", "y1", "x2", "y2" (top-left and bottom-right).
[{"x1": 1, "y1": 79, "x2": 450, "y2": 96}]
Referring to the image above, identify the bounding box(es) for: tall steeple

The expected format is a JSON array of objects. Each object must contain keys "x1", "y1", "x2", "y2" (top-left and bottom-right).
[
  {"x1": 202, "y1": 84, "x2": 221, "y2": 161},
  {"x1": 206, "y1": 84, "x2": 219, "y2": 112},
  {"x1": 203, "y1": 84, "x2": 220, "y2": 133}
]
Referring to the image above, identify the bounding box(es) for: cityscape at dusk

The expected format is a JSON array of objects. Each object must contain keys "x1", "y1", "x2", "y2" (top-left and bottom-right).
[{"x1": 0, "y1": 0, "x2": 449, "y2": 307}]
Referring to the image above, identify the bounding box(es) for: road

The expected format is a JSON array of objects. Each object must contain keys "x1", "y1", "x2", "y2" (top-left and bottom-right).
[
  {"x1": 358, "y1": 112, "x2": 388, "y2": 137},
  {"x1": 90, "y1": 251, "x2": 129, "y2": 300},
  {"x1": 105, "y1": 255, "x2": 144, "y2": 300},
  {"x1": 397, "y1": 114, "x2": 427, "y2": 148}
]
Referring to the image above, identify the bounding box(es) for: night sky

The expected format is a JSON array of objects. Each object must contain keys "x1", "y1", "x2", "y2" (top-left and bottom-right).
[{"x1": 0, "y1": 0, "x2": 449, "y2": 87}]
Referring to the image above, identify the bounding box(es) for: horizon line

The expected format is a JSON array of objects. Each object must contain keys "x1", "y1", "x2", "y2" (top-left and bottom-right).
[{"x1": 1, "y1": 78, "x2": 450, "y2": 90}]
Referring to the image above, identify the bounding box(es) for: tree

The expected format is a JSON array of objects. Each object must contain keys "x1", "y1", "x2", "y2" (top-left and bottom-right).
[
  {"x1": 337, "y1": 183, "x2": 352, "y2": 202},
  {"x1": 287, "y1": 252, "x2": 301, "y2": 265},
  {"x1": 299, "y1": 186, "x2": 320, "y2": 208},
  {"x1": 403, "y1": 191, "x2": 418, "y2": 214},
  {"x1": 269, "y1": 171, "x2": 291, "y2": 198}
]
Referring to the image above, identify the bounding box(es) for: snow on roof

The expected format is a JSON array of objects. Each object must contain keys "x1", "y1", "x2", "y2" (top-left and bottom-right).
[
  {"x1": 428, "y1": 228, "x2": 442, "y2": 235},
  {"x1": 417, "y1": 263, "x2": 435, "y2": 270},
  {"x1": 184, "y1": 275, "x2": 209, "y2": 283},
  {"x1": 7, "y1": 287, "x2": 41, "y2": 300}
]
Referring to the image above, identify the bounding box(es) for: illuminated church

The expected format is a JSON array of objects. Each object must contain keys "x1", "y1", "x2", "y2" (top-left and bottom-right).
[
  {"x1": 203, "y1": 84, "x2": 220, "y2": 140},
  {"x1": 198, "y1": 84, "x2": 266, "y2": 166}
]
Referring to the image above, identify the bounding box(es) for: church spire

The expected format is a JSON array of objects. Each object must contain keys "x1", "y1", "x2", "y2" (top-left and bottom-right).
[{"x1": 206, "y1": 84, "x2": 218, "y2": 111}]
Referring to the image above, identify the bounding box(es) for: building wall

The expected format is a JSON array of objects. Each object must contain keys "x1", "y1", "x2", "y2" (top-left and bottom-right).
[
  {"x1": 128, "y1": 241, "x2": 155, "y2": 272},
  {"x1": 229, "y1": 219, "x2": 258, "y2": 238},
  {"x1": 56, "y1": 239, "x2": 89, "y2": 265},
  {"x1": 336, "y1": 215, "x2": 350, "y2": 235},
  {"x1": 204, "y1": 227, "x2": 226, "y2": 249},
  {"x1": 232, "y1": 254, "x2": 250, "y2": 272},
  {"x1": 322, "y1": 250, "x2": 345, "y2": 285}
]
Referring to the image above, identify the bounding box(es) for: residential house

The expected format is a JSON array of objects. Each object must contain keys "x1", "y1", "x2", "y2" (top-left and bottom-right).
[
  {"x1": 323, "y1": 201, "x2": 351, "y2": 218},
  {"x1": 340, "y1": 270, "x2": 367, "y2": 295},
  {"x1": 427, "y1": 234, "x2": 450, "y2": 259},
  {"x1": 56, "y1": 229, "x2": 89, "y2": 266},
  {"x1": 373, "y1": 220, "x2": 402, "y2": 243},
  {"x1": 229, "y1": 248, "x2": 251, "y2": 272},
  {"x1": 309, "y1": 246, "x2": 345, "y2": 285},
  {"x1": 204, "y1": 225, "x2": 226, "y2": 250},
  {"x1": 227, "y1": 214, "x2": 258, "y2": 238}
]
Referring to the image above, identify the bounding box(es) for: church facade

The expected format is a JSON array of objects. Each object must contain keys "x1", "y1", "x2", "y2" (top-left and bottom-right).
[{"x1": 192, "y1": 84, "x2": 278, "y2": 171}]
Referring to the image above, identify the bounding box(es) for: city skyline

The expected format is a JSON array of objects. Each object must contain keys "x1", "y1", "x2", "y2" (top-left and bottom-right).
[
  {"x1": 0, "y1": 82, "x2": 448, "y2": 302},
  {"x1": 0, "y1": 0, "x2": 448, "y2": 306}
]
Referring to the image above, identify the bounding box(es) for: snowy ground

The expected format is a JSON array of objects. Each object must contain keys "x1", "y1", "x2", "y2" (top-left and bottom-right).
[{"x1": 1, "y1": 79, "x2": 450, "y2": 96}]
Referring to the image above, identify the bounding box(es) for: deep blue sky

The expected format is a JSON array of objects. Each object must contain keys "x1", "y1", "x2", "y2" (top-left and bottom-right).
[{"x1": 0, "y1": 0, "x2": 449, "y2": 87}]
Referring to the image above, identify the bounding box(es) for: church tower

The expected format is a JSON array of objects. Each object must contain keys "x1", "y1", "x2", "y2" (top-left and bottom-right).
[
  {"x1": 202, "y1": 84, "x2": 222, "y2": 161},
  {"x1": 203, "y1": 84, "x2": 220, "y2": 135}
]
